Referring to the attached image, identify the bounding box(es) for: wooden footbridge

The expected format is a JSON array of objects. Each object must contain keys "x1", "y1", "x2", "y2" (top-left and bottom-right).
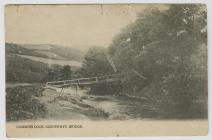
[
  {"x1": 45, "y1": 74, "x2": 122, "y2": 89},
  {"x1": 45, "y1": 53, "x2": 147, "y2": 91}
]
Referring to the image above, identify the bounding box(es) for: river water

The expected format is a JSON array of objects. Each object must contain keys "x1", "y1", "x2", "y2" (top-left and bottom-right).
[{"x1": 41, "y1": 87, "x2": 159, "y2": 120}]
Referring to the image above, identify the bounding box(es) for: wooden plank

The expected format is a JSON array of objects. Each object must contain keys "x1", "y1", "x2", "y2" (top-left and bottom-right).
[{"x1": 46, "y1": 74, "x2": 122, "y2": 87}]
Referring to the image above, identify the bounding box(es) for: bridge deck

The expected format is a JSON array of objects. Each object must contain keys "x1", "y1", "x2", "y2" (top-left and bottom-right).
[{"x1": 46, "y1": 74, "x2": 121, "y2": 88}]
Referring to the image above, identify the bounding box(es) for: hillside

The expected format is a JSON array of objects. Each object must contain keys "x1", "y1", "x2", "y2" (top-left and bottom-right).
[
  {"x1": 6, "y1": 43, "x2": 86, "y2": 83},
  {"x1": 6, "y1": 54, "x2": 49, "y2": 83},
  {"x1": 8, "y1": 43, "x2": 88, "y2": 62}
]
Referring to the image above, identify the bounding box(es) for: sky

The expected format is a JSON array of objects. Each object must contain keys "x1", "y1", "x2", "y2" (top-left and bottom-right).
[{"x1": 5, "y1": 4, "x2": 166, "y2": 48}]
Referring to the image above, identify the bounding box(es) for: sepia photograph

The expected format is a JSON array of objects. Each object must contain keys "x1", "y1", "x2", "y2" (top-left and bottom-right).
[{"x1": 5, "y1": 4, "x2": 208, "y2": 137}]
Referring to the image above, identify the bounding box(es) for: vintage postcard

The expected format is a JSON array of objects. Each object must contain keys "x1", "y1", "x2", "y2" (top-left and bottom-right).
[{"x1": 5, "y1": 4, "x2": 208, "y2": 137}]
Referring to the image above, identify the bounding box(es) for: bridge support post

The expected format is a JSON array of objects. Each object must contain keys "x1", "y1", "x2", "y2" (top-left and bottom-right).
[
  {"x1": 75, "y1": 84, "x2": 79, "y2": 95},
  {"x1": 59, "y1": 88, "x2": 64, "y2": 96}
]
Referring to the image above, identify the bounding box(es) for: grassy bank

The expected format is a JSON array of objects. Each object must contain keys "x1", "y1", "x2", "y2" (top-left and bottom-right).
[
  {"x1": 6, "y1": 85, "x2": 47, "y2": 121},
  {"x1": 6, "y1": 54, "x2": 49, "y2": 83}
]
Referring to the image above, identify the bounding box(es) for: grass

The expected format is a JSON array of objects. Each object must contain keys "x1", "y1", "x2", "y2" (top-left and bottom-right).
[
  {"x1": 6, "y1": 85, "x2": 47, "y2": 121},
  {"x1": 6, "y1": 54, "x2": 49, "y2": 83}
]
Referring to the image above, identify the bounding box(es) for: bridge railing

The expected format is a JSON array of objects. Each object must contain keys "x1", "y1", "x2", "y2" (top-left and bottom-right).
[{"x1": 46, "y1": 73, "x2": 122, "y2": 87}]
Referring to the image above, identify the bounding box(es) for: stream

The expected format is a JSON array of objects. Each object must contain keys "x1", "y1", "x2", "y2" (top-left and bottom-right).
[{"x1": 39, "y1": 87, "x2": 159, "y2": 120}]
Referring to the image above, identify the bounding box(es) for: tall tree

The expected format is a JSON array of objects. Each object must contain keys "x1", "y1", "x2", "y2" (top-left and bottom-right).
[
  {"x1": 79, "y1": 47, "x2": 114, "y2": 77},
  {"x1": 60, "y1": 65, "x2": 72, "y2": 80},
  {"x1": 108, "y1": 4, "x2": 207, "y2": 117}
]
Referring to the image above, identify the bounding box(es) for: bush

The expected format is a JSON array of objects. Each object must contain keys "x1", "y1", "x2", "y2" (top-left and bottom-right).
[
  {"x1": 89, "y1": 82, "x2": 122, "y2": 95},
  {"x1": 6, "y1": 85, "x2": 47, "y2": 121},
  {"x1": 6, "y1": 55, "x2": 48, "y2": 83}
]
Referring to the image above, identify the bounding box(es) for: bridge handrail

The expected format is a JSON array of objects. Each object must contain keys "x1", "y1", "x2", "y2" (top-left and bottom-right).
[{"x1": 46, "y1": 73, "x2": 122, "y2": 85}]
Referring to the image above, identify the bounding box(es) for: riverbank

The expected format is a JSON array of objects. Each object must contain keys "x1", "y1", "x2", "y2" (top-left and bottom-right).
[
  {"x1": 6, "y1": 84, "x2": 207, "y2": 121},
  {"x1": 35, "y1": 87, "x2": 165, "y2": 120}
]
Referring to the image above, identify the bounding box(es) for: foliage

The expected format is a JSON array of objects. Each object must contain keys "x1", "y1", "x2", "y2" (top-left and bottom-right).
[
  {"x1": 89, "y1": 82, "x2": 122, "y2": 95},
  {"x1": 60, "y1": 65, "x2": 72, "y2": 80},
  {"x1": 45, "y1": 65, "x2": 73, "y2": 81},
  {"x1": 79, "y1": 5, "x2": 207, "y2": 118},
  {"x1": 107, "y1": 4, "x2": 207, "y2": 118},
  {"x1": 6, "y1": 53, "x2": 73, "y2": 83},
  {"x1": 6, "y1": 55, "x2": 49, "y2": 83},
  {"x1": 78, "y1": 47, "x2": 120, "y2": 95},
  {"x1": 79, "y1": 47, "x2": 115, "y2": 77},
  {"x1": 6, "y1": 85, "x2": 47, "y2": 121}
]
